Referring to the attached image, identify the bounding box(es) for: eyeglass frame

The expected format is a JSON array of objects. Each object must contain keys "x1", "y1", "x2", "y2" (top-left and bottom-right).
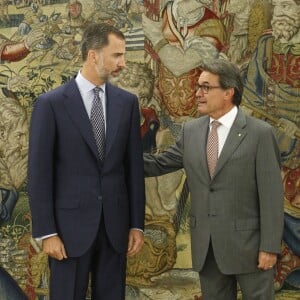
[{"x1": 195, "y1": 84, "x2": 222, "y2": 94}]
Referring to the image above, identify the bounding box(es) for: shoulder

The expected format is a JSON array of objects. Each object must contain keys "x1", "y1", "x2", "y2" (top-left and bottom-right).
[
  {"x1": 107, "y1": 82, "x2": 134, "y2": 96},
  {"x1": 38, "y1": 79, "x2": 74, "y2": 101},
  {"x1": 244, "y1": 113, "x2": 275, "y2": 137},
  {"x1": 184, "y1": 116, "x2": 208, "y2": 130},
  {"x1": 245, "y1": 113, "x2": 271, "y2": 128},
  {"x1": 187, "y1": 115, "x2": 208, "y2": 125},
  {"x1": 107, "y1": 83, "x2": 138, "y2": 102},
  {"x1": 34, "y1": 80, "x2": 75, "y2": 112}
]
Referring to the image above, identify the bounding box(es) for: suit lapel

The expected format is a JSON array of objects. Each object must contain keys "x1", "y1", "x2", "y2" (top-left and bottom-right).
[
  {"x1": 62, "y1": 79, "x2": 99, "y2": 159},
  {"x1": 213, "y1": 109, "x2": 247, "y2": 178},
  {"x1": 197, "y1": 117, "x2": 211, "y2": 181},
  {"x1": 104, "y1": 83, "x2": 123, "y2": 157}
]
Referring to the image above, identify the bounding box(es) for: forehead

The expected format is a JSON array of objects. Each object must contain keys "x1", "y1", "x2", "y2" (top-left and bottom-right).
[
  {"x1": 105, "y1": 34, "x2": 125, "y2": 47},
  {"x1": 198, "y1": 71, "x2": 220, "y2": 83},
  {"x1": 108, "y1": 33, "x2": 123, "y2": 42}
]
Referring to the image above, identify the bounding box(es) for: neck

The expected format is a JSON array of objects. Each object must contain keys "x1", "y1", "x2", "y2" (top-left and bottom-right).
[
  {"x1": 210, "y1": 104, "x2": 236, "y2": 120},
  {"x1": 81, "y1": 63, "x2": 105, "y2": 86}
]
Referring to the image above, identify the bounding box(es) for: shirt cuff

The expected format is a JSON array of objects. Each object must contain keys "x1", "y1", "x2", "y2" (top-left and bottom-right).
[
  {"x1": 130, "y1": 228, "x2": 144, "y2": 233},
  {"x1": 35, "y1": 233, "x2": 58, "y2": 241}
]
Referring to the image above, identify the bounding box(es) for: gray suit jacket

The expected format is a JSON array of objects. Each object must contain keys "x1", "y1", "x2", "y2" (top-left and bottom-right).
[{"x1": 144, "y1": 109, "x2": 284, "y2": 274}]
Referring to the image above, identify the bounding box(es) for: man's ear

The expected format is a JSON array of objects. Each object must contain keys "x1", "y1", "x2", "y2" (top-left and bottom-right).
[
  {"x1": 224, "y1": 87, "x2": 234, "y2": 101},
  {"x1": 88, "y1": 49, "x2": 97, "y2": 64}
]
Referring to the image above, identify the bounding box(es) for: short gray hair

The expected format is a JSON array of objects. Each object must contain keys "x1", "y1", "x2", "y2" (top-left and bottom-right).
[{"x1": 200, "y1": 59, "x2": 243, "y2": 106}]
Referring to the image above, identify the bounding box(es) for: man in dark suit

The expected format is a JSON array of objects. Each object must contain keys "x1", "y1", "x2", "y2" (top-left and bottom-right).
[
  {"x1": 144, "y1": 59, "x2": 284, "y2": 299},
  {"x1": 28, "y1": 23, "x2": 145, "y2": 299}
]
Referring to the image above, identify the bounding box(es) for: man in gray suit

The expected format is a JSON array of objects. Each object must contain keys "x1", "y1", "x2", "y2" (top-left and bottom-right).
[{"x1": 144, "y1": 59, "x2": 284, "y2": 299}]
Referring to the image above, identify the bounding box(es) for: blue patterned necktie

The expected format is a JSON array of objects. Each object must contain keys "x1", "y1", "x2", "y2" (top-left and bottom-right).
[{"x1": 90, "y1": 87, "x2": 105, "y2": 160}]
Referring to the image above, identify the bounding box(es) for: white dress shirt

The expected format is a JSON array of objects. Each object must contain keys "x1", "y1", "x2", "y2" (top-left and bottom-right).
[
  {"x1": 75, "y1": 71, "x2": 107, "y2": 131},
  {"x1": 208, "y1": 106, "x2": 238, "y2": 157}
]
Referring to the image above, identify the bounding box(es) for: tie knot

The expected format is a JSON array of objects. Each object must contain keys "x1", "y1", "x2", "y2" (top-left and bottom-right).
[
  {"x1": 211, "y1": 120, "x2": 221, "y2": 130},
  {"x1": 94, "y1": 87, "x2": 103, "y2": 98}
]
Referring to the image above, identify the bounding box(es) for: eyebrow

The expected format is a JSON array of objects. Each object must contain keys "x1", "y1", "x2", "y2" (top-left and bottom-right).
[{"x1": 199, "y1": 81, "x2": 217, "y2": 85}]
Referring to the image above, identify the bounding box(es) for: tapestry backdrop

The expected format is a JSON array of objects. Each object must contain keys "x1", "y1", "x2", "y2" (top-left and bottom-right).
[{"x1": 0, "y1": 0, "x2": 299, "y2": 299}]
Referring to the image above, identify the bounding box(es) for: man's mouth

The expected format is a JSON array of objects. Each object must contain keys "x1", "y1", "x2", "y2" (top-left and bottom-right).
[
  {"x1": 112, "y1": 69, "x2": 123, "y2": 76},
  {"x1": 197, "y1": 98, "x2": 206, "y2": 105}
]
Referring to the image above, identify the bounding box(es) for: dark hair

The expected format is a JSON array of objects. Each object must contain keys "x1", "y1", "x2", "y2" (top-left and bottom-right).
[
  {"x1": 201, "y1": 59, "x2": 243, "y2": 106},
  {"x1": 81, "y1": 23, "x2": 125, "y2": 61}
]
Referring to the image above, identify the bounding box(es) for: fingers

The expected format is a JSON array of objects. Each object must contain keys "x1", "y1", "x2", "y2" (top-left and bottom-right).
[
  {"x1": 127, "y1": 230, "x2": 144, "y2": 257},
  {"x1": 42, "y1": 230, "x2": 144, "y2": 260},
  {"x1": 42, "y1": 236, "x2": 68, "y2": 260},
  {"x1": 257, "y1": 251, "x2": 277, "y2": 270},
  {"x1": 61, "y1": 244, "x2": 68, "y2": 259}
]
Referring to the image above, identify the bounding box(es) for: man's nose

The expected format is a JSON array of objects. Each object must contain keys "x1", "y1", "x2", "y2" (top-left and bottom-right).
[
  {"x1": 118, "y1": 56, "x2": 126, "y2": 68},
  {"x1": 196, "y1": 87, "x2": 204, "y2": 96}
]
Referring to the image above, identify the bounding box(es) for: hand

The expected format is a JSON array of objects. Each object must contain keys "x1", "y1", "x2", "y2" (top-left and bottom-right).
[
  {"x1": 24, "y1": 29, "x2": 45, "y2": 50},
  {"x1": 127, "y1": 229, "x2": 144, "y2": 257},
  {"x1": 257, "y1": 251, "x2": 277, "y2": 270},
  {"x1": 42, "y1": 236, "x2": 68, "y2": 260}
]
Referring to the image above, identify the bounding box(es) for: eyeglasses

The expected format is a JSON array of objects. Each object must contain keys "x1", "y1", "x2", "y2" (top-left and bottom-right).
[{"x1": 195, "y1": 84, "x2": 222, "y2": 94}]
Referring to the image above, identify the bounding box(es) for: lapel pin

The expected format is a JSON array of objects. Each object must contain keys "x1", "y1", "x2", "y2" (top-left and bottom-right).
[{"x1": 238, "y1": 133, "x2": 242, "y2": 137}]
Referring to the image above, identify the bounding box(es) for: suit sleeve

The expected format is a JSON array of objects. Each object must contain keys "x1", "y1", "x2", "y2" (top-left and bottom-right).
[
  {"x1": 144, "y1": 125, "x2": 185, "y2": 177},
  {"x1": 126, "y1": 96, "x2": 146, "y2": 230},
  {"x1": 256, "y1": 125, "x2": 284, "y2": 254},
  {"x1": 28, "y1": 96, "x2": 57, "y2": 238}
]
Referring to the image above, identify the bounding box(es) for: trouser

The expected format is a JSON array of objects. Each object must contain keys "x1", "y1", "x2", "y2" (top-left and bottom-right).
[
  {"x1": 199, "y1": 243, "x2": 275, "y2": 300},
  {"x1": 49, "y1": 218, "x2": 127, "y2": 300}
]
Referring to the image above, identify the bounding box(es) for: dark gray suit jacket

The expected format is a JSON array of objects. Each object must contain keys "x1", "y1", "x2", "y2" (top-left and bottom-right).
[{"x1": 144, "y1": 109, "x2": 284, "y2": 274}]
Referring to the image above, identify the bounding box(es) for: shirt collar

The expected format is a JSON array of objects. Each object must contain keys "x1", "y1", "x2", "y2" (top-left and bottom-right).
[
  {"x1": 75, "y1": 71, "x2": 106, "y2": 94},
  {"x1": 209, "y1": 106, "x2": 238, "y2": 129}
]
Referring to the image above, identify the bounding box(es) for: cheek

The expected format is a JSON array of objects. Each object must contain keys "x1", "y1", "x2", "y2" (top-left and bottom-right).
[
  {"x1": 103, "y1": 60, "x2": 115, "y2": 71},
  {"x1": 207, "y1": 97, "x2": 216, "y2": 108}
]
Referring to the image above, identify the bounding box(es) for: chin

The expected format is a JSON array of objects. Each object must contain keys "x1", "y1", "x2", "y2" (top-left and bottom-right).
[{"x1": 197, "y1": 106, "x2": 206, "y2": 114}]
